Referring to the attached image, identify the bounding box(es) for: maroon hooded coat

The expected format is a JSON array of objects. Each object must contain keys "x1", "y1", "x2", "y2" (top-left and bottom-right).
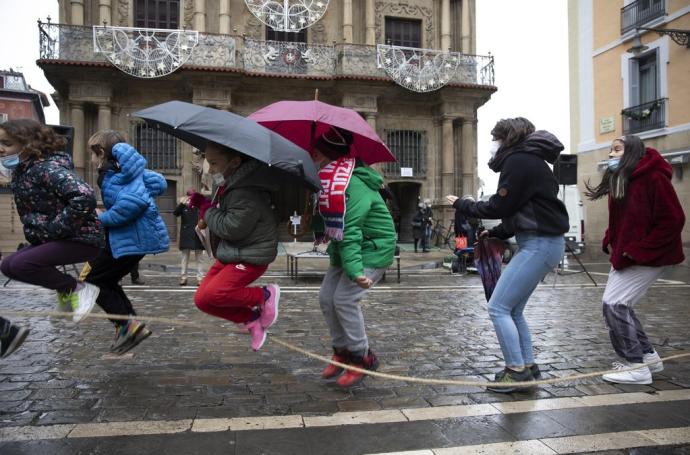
[{"x1": 602, "y1": 147, "x2": 685, "y2": 270}]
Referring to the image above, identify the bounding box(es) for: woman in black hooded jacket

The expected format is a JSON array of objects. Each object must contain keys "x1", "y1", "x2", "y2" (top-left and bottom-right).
[{"x1": 446, "y1": 117, "x2": 569, "y2": 392}]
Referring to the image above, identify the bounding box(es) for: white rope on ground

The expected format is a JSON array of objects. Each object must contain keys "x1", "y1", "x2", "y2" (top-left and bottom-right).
[{"x1": 4, "y1": 310, "x2": 689, "y2": 388}]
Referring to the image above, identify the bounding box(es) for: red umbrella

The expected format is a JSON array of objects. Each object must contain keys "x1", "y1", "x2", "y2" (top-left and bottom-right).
[{"x1": 249, "y1": 100, "x2": 396, "y2": 165}]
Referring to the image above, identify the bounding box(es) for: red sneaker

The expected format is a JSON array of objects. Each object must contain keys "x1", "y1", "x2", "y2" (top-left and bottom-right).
[
  {"x1": 336, "y1": 349, "x2": 379, "y2": 388},
  {"x1": 321, "y1": 348, "x2": 349, "y2": 379}
]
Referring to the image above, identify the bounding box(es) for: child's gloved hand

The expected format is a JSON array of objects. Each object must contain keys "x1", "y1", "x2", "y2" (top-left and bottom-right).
[{"x1": 188, "y1": 192, "x2": 209, "y2": 208}]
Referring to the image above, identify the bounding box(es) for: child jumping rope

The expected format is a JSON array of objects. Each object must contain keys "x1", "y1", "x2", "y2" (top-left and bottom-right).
[
  {"x1": 192, "y1": 141, "x2": 280, "y2": 351},
  {"x1": 0, "y1": 119, "x2": 104, "y2": 357}
]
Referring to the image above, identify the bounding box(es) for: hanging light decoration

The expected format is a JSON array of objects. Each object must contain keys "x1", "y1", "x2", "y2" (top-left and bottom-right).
[
  {"x1": 377, "y1": 44, "x2": 494, "y2": 93},
  {"x1": 245, "y1": 0, "x2": 329, "y2": 32},
  {"x1": 93, "y1": 26, "x2": 198, "y2": 78}
]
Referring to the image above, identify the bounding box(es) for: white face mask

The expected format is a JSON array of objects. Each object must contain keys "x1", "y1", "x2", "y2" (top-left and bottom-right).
[
  {"x1": 489, "y1": 140, "x2": 502, "y2": 159},
  {"x1": 0, "y1": 160, "x2": 12, "y2": 178},
  {"x1": 211, "y1": 172, "x2": 226, "y2": 186},
  {"x1": 210, "y1": 160, "x2": 236, "y2": 187}
]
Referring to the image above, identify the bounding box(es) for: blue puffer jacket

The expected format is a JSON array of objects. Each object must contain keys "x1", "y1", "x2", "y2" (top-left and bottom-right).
[{"x1": 98, "y1": 143, "x2": 170, "y2": 258}]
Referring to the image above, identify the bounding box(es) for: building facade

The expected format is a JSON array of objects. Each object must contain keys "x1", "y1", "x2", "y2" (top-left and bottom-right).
[
  {"x1": 37, "y1": 0, "x2": 495, "y2": 243},
  {"x1": 569, "y1": 0, "x2": 689, "y2": 255}
]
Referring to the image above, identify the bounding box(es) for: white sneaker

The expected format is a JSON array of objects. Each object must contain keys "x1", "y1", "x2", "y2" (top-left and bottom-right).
[
  {"x1": 643, "y1": 351, "x2": 664, "y2": 373},
  {"x1": 70, "y1": 283, "x2": 100, "y2": 323},
  {"x1": 602, "y1": 361, "x2": 652, "y2": 385}
]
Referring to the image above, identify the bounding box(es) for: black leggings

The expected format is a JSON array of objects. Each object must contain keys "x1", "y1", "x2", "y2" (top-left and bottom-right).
[{"x1": 83, "y1": 248, "x2": 144, "y2": 326}]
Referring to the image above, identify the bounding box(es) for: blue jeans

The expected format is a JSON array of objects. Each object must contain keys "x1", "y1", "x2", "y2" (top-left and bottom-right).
[{"x1": 487, "y1": 233, "x2": 564, "y2": 369}]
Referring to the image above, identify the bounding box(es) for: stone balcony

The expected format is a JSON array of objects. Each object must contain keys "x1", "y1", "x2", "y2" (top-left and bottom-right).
[{"x1": 38, "y1": 22, "x2": 495, "y2": 89}]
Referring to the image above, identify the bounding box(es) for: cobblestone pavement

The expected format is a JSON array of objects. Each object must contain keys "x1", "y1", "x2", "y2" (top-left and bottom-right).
[{"x1": 1, "y1": 258, "x2": 689, "y2": 454}]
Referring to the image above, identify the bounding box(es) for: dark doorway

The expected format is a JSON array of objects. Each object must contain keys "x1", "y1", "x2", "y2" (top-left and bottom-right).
[{"x1": 389, "y1": 181, "x2": 421, "y2": 242}]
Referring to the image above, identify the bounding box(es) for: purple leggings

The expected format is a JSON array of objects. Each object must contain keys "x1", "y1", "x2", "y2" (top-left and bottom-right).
[{"x1": 0, "y1": 241, "x2": 101, "y2": 294}]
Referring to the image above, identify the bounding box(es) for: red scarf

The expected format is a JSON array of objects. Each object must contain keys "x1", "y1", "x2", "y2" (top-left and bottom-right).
[{"x1": 317, "y1": 157, "x2": 355, "y2": 241}]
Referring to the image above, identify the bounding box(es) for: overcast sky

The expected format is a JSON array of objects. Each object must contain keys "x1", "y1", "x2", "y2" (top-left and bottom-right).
[{"x1": 0, "y1": 0, "x2": 570, "y2": 194}]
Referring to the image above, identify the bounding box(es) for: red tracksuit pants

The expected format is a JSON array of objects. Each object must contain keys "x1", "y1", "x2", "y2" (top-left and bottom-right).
[{"x1": 194, "y1": 260, "x2": 267, "y2": 324}]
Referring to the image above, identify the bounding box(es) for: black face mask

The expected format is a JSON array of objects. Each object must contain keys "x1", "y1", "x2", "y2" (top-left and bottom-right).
[{"x1": 97, "y1": 158, "x2": 119, "y2": 188}]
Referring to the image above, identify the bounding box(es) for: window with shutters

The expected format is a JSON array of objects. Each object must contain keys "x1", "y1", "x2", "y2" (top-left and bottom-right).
[{"x1": 623, "y1": 48, "x2": 666, "y2": 134}]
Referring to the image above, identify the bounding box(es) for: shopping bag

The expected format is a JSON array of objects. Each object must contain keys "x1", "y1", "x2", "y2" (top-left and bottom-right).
[{"x1": 455, "y1": 235, "x2": 468, "y2": 250}]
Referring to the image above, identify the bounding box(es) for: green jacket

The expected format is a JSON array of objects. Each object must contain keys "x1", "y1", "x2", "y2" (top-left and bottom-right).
[
  {"x1": 321, "y1": 164, "x2": 397, "y2": 280},
  {"x1": 204, "y1": 160, "x2": 278, "y2": 265}
]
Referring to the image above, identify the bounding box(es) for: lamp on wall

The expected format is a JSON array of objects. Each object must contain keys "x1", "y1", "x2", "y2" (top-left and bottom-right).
[
  {"x1": 626, "y1": 33, "x2": 649, "y2": 56},
  {"x1": 628, "y1": 27, "x2": 690, "y2": 56}
]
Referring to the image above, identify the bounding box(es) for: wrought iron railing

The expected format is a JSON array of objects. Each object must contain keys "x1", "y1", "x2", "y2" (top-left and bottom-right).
[
  {"x1": 621, "y1": 0, "x2": 665, "y2": 35},
  {"x1": 382, "y1": 130, "x2": 427, "y2": 178},
  {"x1": 38, "y1": 22, "x2": 496, "y2": 89},
  {"x1": 243, "y1": 39, "x2": 335, "y2": 75},
  {"x1": 621, "y1": 98, "x2": 666, "y2": 134},
  {"x1": 128, "y1": 121, "x2": 183, "y2": 174}
]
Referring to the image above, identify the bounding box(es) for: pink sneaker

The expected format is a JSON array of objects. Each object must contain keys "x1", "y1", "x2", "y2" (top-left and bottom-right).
[
  {"x1": 244, "y1": 319, "x2": 266, "y2": 351},
  {"x1": 260, "y1": 284, "x2": 280, "y2": 329}
]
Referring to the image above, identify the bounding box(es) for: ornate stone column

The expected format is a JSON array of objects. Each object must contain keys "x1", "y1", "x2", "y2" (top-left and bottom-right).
[
  {"x1": 99, "y1": 0, "x2": 112, "y2": 25},
  {"x1": 69, "y1": 102, "x2": 86, "y2": 176},
  {"x1": 193, "y1": 0, "x2": 206, "y2": 32},
  {"x1": 461, "y1": 0, "x2": 471, "y2": 54},
  {"x1": 441, "y1": 0, "x2": 451, "y2": 50},
  {"x1": 219, "y1": 0, "x2": 231, "y2": 34},
  {"x1": 461, "y1": 119, "x2": 476, "y2": 197},
  {"x1": 441, "y1": 116, "x2": 455, "y2": 199},
  {"x1": 365, "y1": 0, "x2": 376, "y2": 45},
  {"x1": 343, "y1": 0, "x2": 353, "y2": 43},
  {"x1": 71, "y1": 0, "x2": 85, "y2": 25}
]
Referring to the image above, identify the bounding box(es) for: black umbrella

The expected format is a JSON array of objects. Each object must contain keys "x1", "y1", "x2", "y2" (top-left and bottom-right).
[{"x1": 132, "y1": 101, "x2": 322, "y2": 192}]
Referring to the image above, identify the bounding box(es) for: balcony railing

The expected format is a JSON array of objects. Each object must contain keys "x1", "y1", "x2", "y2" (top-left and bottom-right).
[
  {"x1": 38, "y1": 22, "x2": 496, "y2": 90},
  {"x1": 243, "y1": 39, "x2": 335, "y2": 76},
  {"x1": 621, "y1": 0, "x2": 665, "y2": 35},
  {"x1": 621, "y1": 98, "x2": 667, "y2": 134}
]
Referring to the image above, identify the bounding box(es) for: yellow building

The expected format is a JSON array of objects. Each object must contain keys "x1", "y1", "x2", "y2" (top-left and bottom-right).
[
  {"x1": 14, "y1": 0, "x2": 496, "y2": 251},
  {"x1": 569, "y1": 0, "x2": 689, "y2": 256}
]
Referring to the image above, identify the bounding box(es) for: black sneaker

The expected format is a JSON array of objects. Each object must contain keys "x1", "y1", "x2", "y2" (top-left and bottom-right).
[
  {"x1": 529, "y1": 364, "x2": 542, "y2": 379},
  {"x1": 487, "y1": 367, "x2": 534, "y2": 393},
  {"x1": 1, "y1": 324, "x2": 30, "y2": 358}
]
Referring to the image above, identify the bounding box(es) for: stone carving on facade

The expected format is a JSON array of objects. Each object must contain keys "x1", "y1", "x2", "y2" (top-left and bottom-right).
[
  {"x1": 117, "y1": 0, "x2": 129, "y2": 26},
  {"x1": 183, "y1": 0, "x2": 194, "y2": 29},
  {"x1": 374, "y1": 2, "x2": 433, "y2": 49},
  {"x1": 187, "y1": 34, "x2": 237, "y2": 68},
  {"x1": 310, "y1": 22, "x2": 326, "y2": 43},
  {"x1": 245, "y1": 16, "x2": 264, "y2": 39}
]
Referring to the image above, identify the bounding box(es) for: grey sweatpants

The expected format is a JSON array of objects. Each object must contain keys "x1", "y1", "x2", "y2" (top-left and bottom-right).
[
  {"x1": 602, "y1": 265, "x2": 665, "y2": 363},
  {"x1": 319, "y1": 266, "x2": 386, "y2": 354}
]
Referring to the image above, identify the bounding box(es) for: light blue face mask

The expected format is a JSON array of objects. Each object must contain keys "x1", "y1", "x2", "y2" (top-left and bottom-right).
[
  {"x1": 607, "y1": 158, "x2": 620, "y2": 170},
  {"x1": 0, "y1": 154, "x2": 20, "y2": 169}
]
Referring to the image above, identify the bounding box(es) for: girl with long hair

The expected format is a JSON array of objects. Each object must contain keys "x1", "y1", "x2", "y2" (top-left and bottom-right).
[
  {"x1": 586, "y1": 135, "x2": 685, "y2": 384},
  {"x1": 0, "y1": 119, "x2": 104, "y2": 357}
]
